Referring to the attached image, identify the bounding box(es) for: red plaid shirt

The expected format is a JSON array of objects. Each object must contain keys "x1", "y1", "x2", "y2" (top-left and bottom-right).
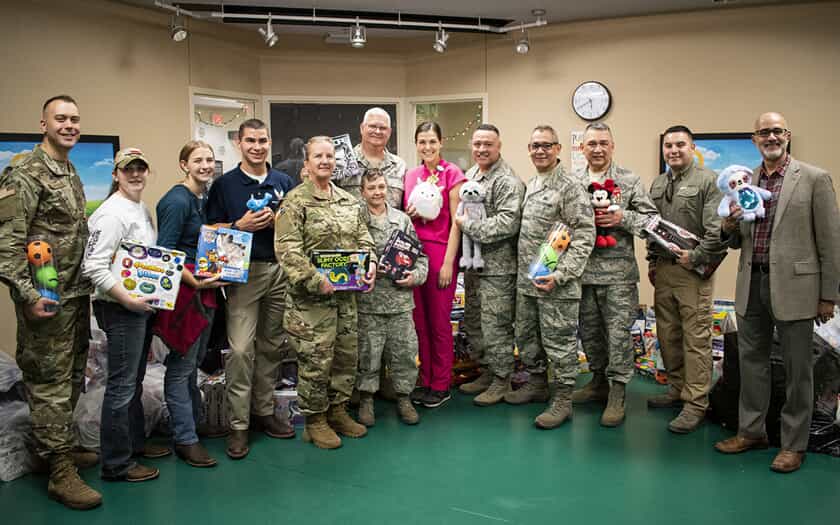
[{"x1": 752, "y1": 154, "x2": 790, "y2": 264}]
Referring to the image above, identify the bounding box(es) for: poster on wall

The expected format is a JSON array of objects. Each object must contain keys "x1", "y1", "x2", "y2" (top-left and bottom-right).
[
  {"x1": 570, "y1": 130, "x2": 586, "y2": 173},
  {"x1": 658, "y1": 132, "x2": 789, "y2": 175},
  {"x1": 0, "y1": 133, "x2": 120, "y2": 216}
]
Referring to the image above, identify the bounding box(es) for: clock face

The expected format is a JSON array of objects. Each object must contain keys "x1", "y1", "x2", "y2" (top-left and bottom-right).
[{"x1": 573, "y1": 81, "x2": 611, "y2": 121}]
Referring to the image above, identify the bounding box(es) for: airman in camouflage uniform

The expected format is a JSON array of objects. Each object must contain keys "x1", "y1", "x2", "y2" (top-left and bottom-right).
[
  {"x1": 454, "y1": 125, "x2": 525, "y2": 406},
  {"x1": 275, "y1": 136, "x2": 376, "y2": 449},
  {"x1": 356, "y1": 171, "x2": 428, "y2": 426},
  {"x1": 570, "y1": 123, "x2": 658, "y2": 427},
  {"x1": 506, "y1": 126, "x2": 595, "y2": 430},
  {"x1": 0, "y1": 95, "x2": 101, "y2": 509}
]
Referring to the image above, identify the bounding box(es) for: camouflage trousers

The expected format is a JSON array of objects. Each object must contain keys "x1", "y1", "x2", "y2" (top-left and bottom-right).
[
  {"x1": 284, "y1": 293, "x2": 358, "y2": 416},
  {"x1": 515, "y1": 292, "x2": 579, "y2": 388},
  {"x1": 463, "y1": 272, "x2": 516, "y2": 377},
  {"x1": 579, "y1": 283, "x2": 638, "y2": 384},
  {"x1": 15, "y1": 296, "x2": 90, "y2": 459},
  {"x1": 356, "y1": 311, "x2": 418, "y2": 395}
]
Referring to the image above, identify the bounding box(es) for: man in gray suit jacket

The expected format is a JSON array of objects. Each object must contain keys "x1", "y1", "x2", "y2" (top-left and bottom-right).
[{"x1": 714, "y1": 112, "x2": 840, "y2": 473}]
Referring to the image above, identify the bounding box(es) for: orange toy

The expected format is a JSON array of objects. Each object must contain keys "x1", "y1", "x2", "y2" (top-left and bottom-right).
[{"x1": 27, "y1": 240, "x2": 53, "y2": 265}]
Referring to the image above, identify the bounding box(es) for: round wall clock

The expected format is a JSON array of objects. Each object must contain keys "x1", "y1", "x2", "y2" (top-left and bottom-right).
[{"x1": 572, "y1": 81, "x2": 612, "y2": 121}]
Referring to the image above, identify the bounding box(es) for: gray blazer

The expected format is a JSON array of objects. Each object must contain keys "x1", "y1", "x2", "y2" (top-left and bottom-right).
[{"x1": 726, "y1": 158, "x2": 840, "y2": 321}]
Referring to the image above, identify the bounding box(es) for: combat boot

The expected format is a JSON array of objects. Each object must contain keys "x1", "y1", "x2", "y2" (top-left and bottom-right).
[
  {"x1": 571, "y1": 372, "x2": 609, "y2": 404},
  {"x1": 600, "y1": 382, "x2": 626, "y2": 427},
  {"x1": 473, "y1": 375, "x2": 511, "y2": 406},
  {"x1": 396, "y1": 395, "x2": 419, "y2": 425},
  {"x1": 458, "y1": 369, "x2": 493, "y2": 395},
  {"x1": 302, "y1": 413, "x2": 342, "y2": 449},
  {"x1": 47, "y1": 455, "x2": 102, "y2": 510},
  {"x1": 503, "y1": 373, "x2": 549, "y2": 404},
  {"x1": 327, "y1": 403, "x2": 368, "y2": 438},
  {"x1": 534, "y1": 386, "x2": 573, "y2": 429},
  {"x1": 358, "y1": 392, "x2": 376, "y2": 427}
]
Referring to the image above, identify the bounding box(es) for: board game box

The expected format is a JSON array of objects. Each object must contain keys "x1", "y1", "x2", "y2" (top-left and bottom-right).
[
  {"x1": 195, "y1": 226, "x2": 253, "y2": 283},
  {"x1": 310, "y1": 249, "x2": 371, "y2": 291},
  {"x1": 110, "y1": 240, "x2": 185, "y2": 310},
  {"x1": 379, "y1": 229, "x2": 423, "y2": 281}
]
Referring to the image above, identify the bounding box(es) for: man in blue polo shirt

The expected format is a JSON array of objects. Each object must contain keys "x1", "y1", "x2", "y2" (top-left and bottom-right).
[{"x1": 206, "y1": 118, "x2": 296, "y2": 459}]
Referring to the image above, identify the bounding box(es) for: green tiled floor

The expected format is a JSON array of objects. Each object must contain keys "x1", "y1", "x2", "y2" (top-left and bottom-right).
[{"x1": 2, "y1": 377, "x2": 838, "y2": 525}]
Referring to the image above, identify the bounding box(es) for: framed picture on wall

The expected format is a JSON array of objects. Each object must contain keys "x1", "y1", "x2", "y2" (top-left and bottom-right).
[
  {"x1": 0, "y1": 133, "x2": 120, "y2": 215},
  {"x1": 658, "y1": 132, "x2": 790, "y2": 174}
]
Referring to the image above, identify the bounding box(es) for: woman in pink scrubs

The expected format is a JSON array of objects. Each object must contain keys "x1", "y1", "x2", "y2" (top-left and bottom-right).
[{"x1": 404, "y1": 122, "x2": 465, "y2": 408}]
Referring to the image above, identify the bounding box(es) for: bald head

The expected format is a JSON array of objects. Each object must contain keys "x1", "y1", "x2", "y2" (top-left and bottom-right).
[{"x1": 754, "y1": 112, "x2": 788, "y2": 132}]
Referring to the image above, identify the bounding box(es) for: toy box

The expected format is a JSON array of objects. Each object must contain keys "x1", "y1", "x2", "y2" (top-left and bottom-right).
[
  {"x1": 110, "y1": 240, "x2": 185, "y2": 311},
  {"x1": 379, "y1": 229, "x2": 423, "y2": 281},
  {"x1": 310, "y1": 250, "x2": 371, "y2": 291},
  {"x1": 643, "y1": 215, "x2": 726, "y2": 279},
  {"x1": 195, "y1": 226, "x2": 253, "y2": 283}
]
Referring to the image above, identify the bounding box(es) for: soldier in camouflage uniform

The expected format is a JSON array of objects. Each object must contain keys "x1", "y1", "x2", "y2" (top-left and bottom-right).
[
  {"x1": 356, "y1": 169, "x2": 428, "y2": 426},
  {"x1": 454, "y1": 124, "x2": 525, "y2": 405},
  {"x1": 336, "y1": 107, "x2": 406, "y2": 209},
  {"x1": 0, "y1": 95, "x2": 101, "y2": 509},
  {"x1": 506, "y1": 126, "x2": 595, "y2": 429},
  {"x1": 570, "y1": 122, "x2": 658, "y2": 427},
  {"x1": 275, "y1": 136, "x2": 377, "y2": 449}
]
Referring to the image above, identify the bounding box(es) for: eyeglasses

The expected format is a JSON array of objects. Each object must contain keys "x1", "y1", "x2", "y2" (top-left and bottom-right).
[
  {"x1": 754, "y1": 127, "x2": 789, "y2": 138},
  {"x1": 366, "y1": 124, "x2": 389, "y2": 132},
  {"x1": 529, "y1": 142, "x2": 558, "y2": 151}
]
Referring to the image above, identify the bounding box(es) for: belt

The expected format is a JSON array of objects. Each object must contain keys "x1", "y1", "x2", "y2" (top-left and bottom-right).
[{"x1": 752, "y1": 263, "x2": 770, "y2": 274}]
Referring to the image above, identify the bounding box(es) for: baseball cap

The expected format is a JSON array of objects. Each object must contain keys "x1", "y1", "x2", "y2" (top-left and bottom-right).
[{"x1": 114, "y1": 147, "x2": 150, "y2": 170}]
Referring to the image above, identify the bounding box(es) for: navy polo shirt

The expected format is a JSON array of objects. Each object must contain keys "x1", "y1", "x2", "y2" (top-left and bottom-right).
[
  {"x1": 206, "y1": 163, "x2": 296, "y2": 262},
  {"x1": 156, "y1": 184, "x2": 205, "y2": 264}
]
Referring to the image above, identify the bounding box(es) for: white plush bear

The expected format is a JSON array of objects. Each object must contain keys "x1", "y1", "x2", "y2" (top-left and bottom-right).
[
  {"x1": 456, "y1": 180, "x2": 487, "y2": 270},
  {"x1": 716, "y1": 164, "x2": 772, "y2": 222},
  {"x1": 408, "y1": 179, "x2": 443, "y2": 221}
]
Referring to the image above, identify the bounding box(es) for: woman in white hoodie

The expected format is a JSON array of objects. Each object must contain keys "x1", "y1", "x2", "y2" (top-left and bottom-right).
[{"x1": 82, "y1": 147, "x2": 164, "y2": 483}]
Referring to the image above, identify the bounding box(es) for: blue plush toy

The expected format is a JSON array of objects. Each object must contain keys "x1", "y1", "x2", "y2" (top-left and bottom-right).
[
  {"x1": 716, "y1": 164, "x2": 772, "y2": 222},
  {"x1": 246, "y1": 192, "x2": 273, "y2": 212}
]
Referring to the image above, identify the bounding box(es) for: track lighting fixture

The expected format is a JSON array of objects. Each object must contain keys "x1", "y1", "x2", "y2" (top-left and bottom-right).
[
  {"x1": 515, "y1": 28, "x2": 530, "y2": 54},
  {"x1": 350, "y1": 17, "x2": 366, "y2": 48},
  {"x1": 258, "y1": 14, "x2": 279, "y2": 47},
  {"x1": 433, "y1": 23, "x2": 449, "y2": 53},
  {"x1": 169, "y1": 9, "x2": 188, "y2": 42}
]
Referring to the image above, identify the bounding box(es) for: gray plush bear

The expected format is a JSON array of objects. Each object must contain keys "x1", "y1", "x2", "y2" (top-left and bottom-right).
[{"x1": 456, "y1": 180, "x2": 487, "y2": 270}]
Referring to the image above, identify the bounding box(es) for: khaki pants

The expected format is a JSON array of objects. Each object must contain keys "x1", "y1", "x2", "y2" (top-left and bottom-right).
[
  {"x1": 654, "y1": 260, "x2": 714, "y2": 413},
  {"x1": 224, "y1": 262, "x2": 287, "y2": 430}
]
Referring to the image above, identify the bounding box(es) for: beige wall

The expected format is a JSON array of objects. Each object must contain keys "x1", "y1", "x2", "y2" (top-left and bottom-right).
[{"x1": 1, "y1": 0, "x2": 837, "y2": 354}]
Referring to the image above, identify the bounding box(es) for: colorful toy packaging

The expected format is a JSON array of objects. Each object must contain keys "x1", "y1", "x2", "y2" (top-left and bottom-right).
[
  {"x1": 195, "y1": 226, "x2": 253, "y2": 283},
  {"x1": 528, "y1": 222, "x2": 572, "y2": 280},
  {"x1": 643, "y1": 215, "x2": 726, "y2": 279},
  {"x1": 26, "y1": 236, "x2": 60, "y2": 311},
  {"x1": 379, "y1": 230, "x2": 423, "y2": 281},
  {"x1": 110, "y1": 240, "x2": 185, "y2": 310},
  {"x1": 310, "y1": 250, "x2": 371, "y2": 291}
]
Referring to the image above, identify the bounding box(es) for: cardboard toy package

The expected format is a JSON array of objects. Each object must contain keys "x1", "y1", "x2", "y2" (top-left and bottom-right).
[
  {"x1": 195, "y1": 226, "x2": 253, "y2": 283},
  {"x1": 643, "y1": 215, "x2": 726, "y2": 279},
  {"x1": 110, "y1": 240, "x2": 185, "y2": 310},
  {"x1": 379, "y1": 229, "x2": 423, "y2": 281},
  {"x1": 274, "y1": 389, "x2": 303, "y2": 427},
  {"x1": 310, "y1": 250, "x2": 371, "y2": 291}
]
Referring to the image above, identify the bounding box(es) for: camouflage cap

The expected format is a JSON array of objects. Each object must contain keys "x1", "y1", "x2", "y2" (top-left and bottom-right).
[{"x1": 114, "y1": 147, "x2": 150, "y2": 169}]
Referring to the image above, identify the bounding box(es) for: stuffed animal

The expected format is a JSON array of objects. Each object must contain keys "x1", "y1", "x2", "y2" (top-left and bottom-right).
[
  {"x1": 456, "y1": 180, "x2": 487, "y2": 270},
  {"x1": 408, "y1": 178, "x2": 443, "y2": 221},
  {"x1": 716, "y1": 164, "x2": 772, "y2": 222},
  {"x1": 588, "y1": 179, "x2": 621, "y2": 248},
  {"x1": 246, "y1": 192, "x2": 273, "y2": 212}
]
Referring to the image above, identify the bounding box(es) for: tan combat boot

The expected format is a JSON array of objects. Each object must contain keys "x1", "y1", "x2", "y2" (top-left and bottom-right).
[
  {"x1": 396, "y1": 395, "x2": 419, "y2": 425},
  {"x1": 600, "y1": 382, "x2": 626, "y2": 427},
  {"x1": 534, "y1": 386, "x2": 573, "y2": 429},
  {"x1": 358, "y1": 392, "x2": 376, "y2": 427},
  {"x1": 473, "y1": 375, "x2": 511, "y2": 406},
  {"x1": 571, "y1": 372, "x2": 610, "y2": 403},
  {"x1": 458, "y1": 369, "x2": 493, "y2": 395},
  {"x1": 47, "y1": 455, "x2": 102, "y2": 510},
  {"x1": 302, "y1": 413, "x2": 342, "y2": 449},
  {"x1": 503, "y1": 373, "x2": 549, "y2": 405},
  {"x1": 327, "y1": 403, "x2": 368, "y2": 438}
]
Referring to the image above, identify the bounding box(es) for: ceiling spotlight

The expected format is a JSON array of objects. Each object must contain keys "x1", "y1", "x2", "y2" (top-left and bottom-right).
[
  {"x1": 350, "y1": 17, "x2": 366, "y2": 48},
  {"x1": 531, "y1": 8, "x2": 547, "y2": 24},
  {"x1": 169, "y1": 10, "x2": 188, "y2": 42},
  {"x1": 515, "y1": 28, "x2": 530, "y2": 54},
  {"x1": 258, "y1": 14, "x2": 279, "y2": 47},
  {"x1": 433, "y1": 23, "x2": 449, "y2": 53}
]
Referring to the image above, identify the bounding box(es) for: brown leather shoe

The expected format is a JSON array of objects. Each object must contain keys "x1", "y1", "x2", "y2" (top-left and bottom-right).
[
  {"x1": 175, "y1": 442, "x2": 218, "y2": 468},
  {"x1": 134, "y1": 442, "x2": 172, "y2": 459},
  {"x1": 226, "y1": 429, "x2": 250, "y2": 460},
  {"x1": 715, "y1": 435, "x2": 770, "y2": 454},
  {"x1": 251, "y1": 414, "x2": 295, "y2": 439},
  {"x1": 770, "y1": 450, "x2": 805, "y2": 473},
  {"x1": 125, "y1": 463, "x2": 160, "y2": 482}
]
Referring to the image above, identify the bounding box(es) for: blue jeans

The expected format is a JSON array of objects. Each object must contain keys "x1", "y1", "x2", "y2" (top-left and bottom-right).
[
  {"x1": 93, "y1": 300, "x2": 154, "y2": 478},
  {"x1": 164, "y1": 307, "x2": 215, "y2": 445}
]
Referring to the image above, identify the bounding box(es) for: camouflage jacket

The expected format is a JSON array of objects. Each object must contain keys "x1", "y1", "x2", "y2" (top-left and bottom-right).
[
  {"x1": 275, "y1": 178, "x2": 376, "y2": 300},
  {"x1": 356, "y1": 204, "x2": 428, "y2": 314},
  {"x1": 572, "y1": 163, "x2": 658, "y2": 285},
  {"x1": 461, "y1": 158, "x2": 525, "y2": 276},
  {"x1": 648, "y1": 160, "x2": 726, "y2": 266},
  {"x1": 333, "y1": 144, "x2": 406, "y2": 209},
  {"x1": 518, "y1": 162, "x2": 595, "y2": 299},
  {"x1": 0, "y1": 145, "x2": 92, "y2": 304}
]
